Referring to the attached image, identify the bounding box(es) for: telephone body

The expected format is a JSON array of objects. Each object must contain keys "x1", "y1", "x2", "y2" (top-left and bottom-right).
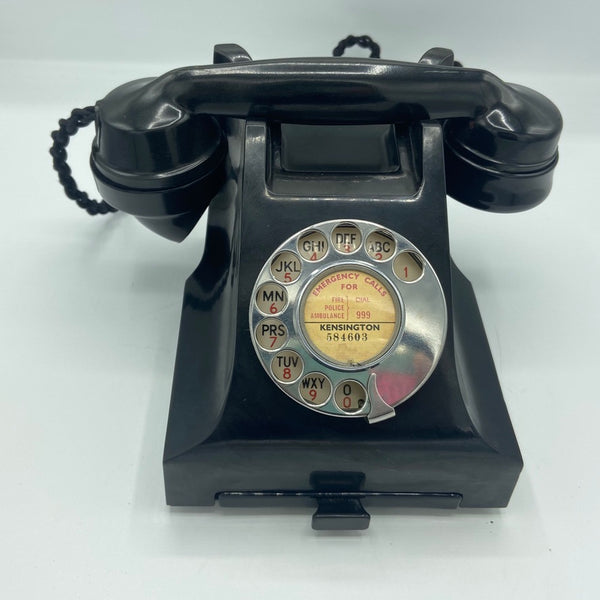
[{"x1": 67, "y1": 44, "x2": 561, "y2": 529}]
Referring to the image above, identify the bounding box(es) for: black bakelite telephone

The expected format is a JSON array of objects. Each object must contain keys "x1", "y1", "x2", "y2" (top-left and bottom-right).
[{"x1": 51, "y1": 38, "x2": 562, "y2": 530}]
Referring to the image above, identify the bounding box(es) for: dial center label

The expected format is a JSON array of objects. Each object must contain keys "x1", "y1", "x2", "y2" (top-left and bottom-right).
[{"x1": 302, "y1": 268, "x2": 400, "y2": 366}]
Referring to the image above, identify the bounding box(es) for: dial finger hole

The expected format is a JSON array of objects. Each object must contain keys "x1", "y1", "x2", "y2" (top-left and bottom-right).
[
  {"x1": 365, "y1": 230, "x2": 396, "y2": 262},
  {"x1": 255, "y1": 318, "x2": 288, "y2": 351},
  {"x1": 299, "y1": 372, "x2": 332, "y2": 406},
  {"x1": 393, "y1": 251, "x2": 424, "y2": 283},
  {"x1": 298, "y1": 230, "x2": 328, "y2": 262},
  {"x1": 271, "y1": 350, "x2": 304, "y2": 383},
  {"x1": 334, "y1": 380, "x2": 367, "y2": 413},
  {"x1": 331, "y1": 223, "x2": 362, "y2": 254},
  {"x1": 255, "y1": 282, "x2": 288, "y2": 315},
  {"x1": 270, "y1": 251, "x2": 302, "y2": 284}
]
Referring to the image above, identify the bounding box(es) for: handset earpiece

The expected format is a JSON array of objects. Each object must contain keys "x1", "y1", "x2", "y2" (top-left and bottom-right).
[
  {"x1": 90, "y1": 78, "x2": 228, "y2": 242},
  {"x1": 443, "y1": 82, "x2": 562, "y2": 212},
  {"x1": 90, "y1": 44, "x2": 254, "y2": 241}
]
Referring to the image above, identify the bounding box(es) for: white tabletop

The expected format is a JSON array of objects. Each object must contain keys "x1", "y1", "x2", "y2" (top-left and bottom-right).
[{"x1": 1, "y1": 5, "x2": 599, "y2": 597}]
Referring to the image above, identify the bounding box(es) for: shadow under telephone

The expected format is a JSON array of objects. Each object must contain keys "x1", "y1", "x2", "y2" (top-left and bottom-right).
[{"x1": 51, "y1": 40, "x2": 562, "y2": 530}]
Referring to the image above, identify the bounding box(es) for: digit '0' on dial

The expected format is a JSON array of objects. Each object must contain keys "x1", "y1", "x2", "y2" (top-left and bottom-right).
[{"x1": 334, "y1": 380, "x2": 367, "y2": 413}]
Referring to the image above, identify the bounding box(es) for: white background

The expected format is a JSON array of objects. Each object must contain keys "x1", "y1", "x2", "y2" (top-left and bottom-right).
[{"x1": 1, "y1": 1, "x2": 599, "y2": 598}]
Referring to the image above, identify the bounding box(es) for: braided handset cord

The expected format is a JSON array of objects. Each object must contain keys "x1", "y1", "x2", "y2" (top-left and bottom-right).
[
  {"x1": 49, "y1": 106, "x2": 117, "y2": 215},
  {"x1": 333, "y1": 35, "x2": 380, "y2": 58}
]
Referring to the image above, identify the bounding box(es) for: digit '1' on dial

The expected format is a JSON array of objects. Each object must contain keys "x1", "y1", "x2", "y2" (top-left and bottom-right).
[{"x1": 393, "y1": 251, "x2": 424, "y2": 282}]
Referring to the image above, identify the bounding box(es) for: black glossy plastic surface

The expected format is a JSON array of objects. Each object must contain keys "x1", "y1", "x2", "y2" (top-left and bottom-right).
[
  {"x1": 312, "y1": 498, "x2": 370, "y2": 531},
  {"x1": 162, "y1": 120, "x2": 523, "y2": 525},
  {"x1": 83, "y1": 44, "x2": 563, "y2": 528},
  {"x1": 280, "y1": 124, "x2": 399, "y2": 173},
  {"x1": 90, "y1": 46, "x2": 562, "y2": 237}
]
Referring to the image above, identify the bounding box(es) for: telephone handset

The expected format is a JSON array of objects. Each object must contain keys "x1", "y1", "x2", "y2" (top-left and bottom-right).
[
  {"x1": 52, "y1": 41, "x2": 561, "y2": 529},
  {"x1": 88, "y1": 44, "x2": 561, "y2": 241}
]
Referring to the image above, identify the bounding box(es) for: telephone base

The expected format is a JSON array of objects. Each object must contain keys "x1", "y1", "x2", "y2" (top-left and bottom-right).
[{"x1": 162, "y1": 120, "x2": 522, "y2": 530}]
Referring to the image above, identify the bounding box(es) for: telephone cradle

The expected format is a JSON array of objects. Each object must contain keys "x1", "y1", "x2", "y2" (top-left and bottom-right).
[{"x1": 52, "y1": 42, "x2": 562, "y2": 530}]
